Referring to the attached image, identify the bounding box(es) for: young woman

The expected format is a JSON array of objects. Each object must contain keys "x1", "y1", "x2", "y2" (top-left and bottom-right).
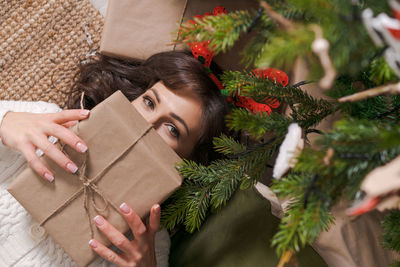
[{"x1": 0, "y1": 51, "x2": 228, "y2": 267}]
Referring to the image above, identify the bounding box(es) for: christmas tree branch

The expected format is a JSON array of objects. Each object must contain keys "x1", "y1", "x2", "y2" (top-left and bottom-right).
[
  {"x1": 382, "y1": 210, "x2": 400, "y2": 252},
  {"x1": 176, "y1": 10, "x2": 256, "y2": 54},
  {"x1": 270, "y1": 116, "x2": 400, "y2": 255},
  {"x1": 339, "y1": 82, "x2": 400, "y2": 102},
  {"x1": 260, "y1": 1, "x2": 294, "y2": 31},
  {"x1": 222, "y1": 71, "x2": 336, "y2": 128},
  {"x1": 226, "y1": 109, "x2": 292, "y2": 139},
  {"x1": 162, "y1": 131, "x2": 283, "y2": 232}
]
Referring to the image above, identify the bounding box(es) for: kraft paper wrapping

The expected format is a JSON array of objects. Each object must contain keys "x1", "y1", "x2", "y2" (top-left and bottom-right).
[
  {"x1": 7, "y1": 91, "x2": 182, "y2": 267},
  {"x1": 99, "y1": 0, "x2": 259, "y2": 70},
  {"x1": 100, "y1": 0, "x2": 187, "y2": 60}
]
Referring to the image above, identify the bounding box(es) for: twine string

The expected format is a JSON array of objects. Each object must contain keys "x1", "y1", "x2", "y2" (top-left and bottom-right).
[
  {"x1": 39, "y1": 123, "x2": 152, "y2": 238},
  {"x1": 173, "y1": 0, "x2": 189, "y2": 50},
  {"x1": 77, "y1": 154, "x2": 112, "y2": 238},
  {"x1": 39, "y1": 92, "x2": 152, "y2": 238}
]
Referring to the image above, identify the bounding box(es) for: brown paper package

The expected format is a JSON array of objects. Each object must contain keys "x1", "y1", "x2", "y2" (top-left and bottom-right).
[
  {"x1": 99, "y1": 0, "x2": 259, "y2": 70},
  {"x1": 7, "y1": 91, "x2": 182, "y2": 267}
]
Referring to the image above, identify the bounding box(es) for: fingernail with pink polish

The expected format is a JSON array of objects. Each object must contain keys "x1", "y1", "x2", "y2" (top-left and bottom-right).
[
  {"x1": 44, "y1": 173, "x2": 54, "y2": 182},
  {"x1": 80, "y1": 110, "x2": 90, "y2": 116},
  {"x1": 76, "y1": 142, "x2": 88, "y2": 153},
  {"x1": 66, "y1": 163, "x2": 78, "y2": 173},
  {"x1": 89, "y1": 239, "x2": 97, "y2": 248},
  {"x1": 153, "y1": 204, "x2": 160, "y2": 214},
  {"x1": 94, "y1": 215, "x2": 104, "y2": 226},
  {"x1": 120, "y1": 202, "x2": 131, "y2": 214}
]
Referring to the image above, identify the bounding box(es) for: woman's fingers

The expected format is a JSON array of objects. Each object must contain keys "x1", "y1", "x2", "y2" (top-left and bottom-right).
[
  {"x1": 0, "y1": 110, "x2": 90, "y2": 180},
  {"x1": 92, "y1": 206, "x2": 159, "y2": 266},
  {"x1": 93, "y1": 215, "x2": 140, "y2": 257},
  {"x1": 21, "y1": 143, "x2": 54, "y2": 182},
  {"x1": 61, "y1": 120, "x2": 78, "y2": 128},
  {"x1": 147, "y1": 204, "x2": 161, "y2": 236},
  {"x1": 119, "y1": 203, "x2": 148, "y2": 243},
  {"x1": 46, "y1": 110, "x2": 89, "y2": 153},
  {"x1": 44, "y1": 123, "x2": 87, "y2": 153},
  {"x1": 88, "y1": 239, "x2": 128, "y2": 266},
  {"x1": 47, "y1": 109, "x2": 90, "y2": 124},
  {"x1": 30, "y1": 134, "x2": 78, "y2": 174}
]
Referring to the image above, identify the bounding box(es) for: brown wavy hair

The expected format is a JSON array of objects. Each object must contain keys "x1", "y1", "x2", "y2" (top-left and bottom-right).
[{"x1": 67, "y1": 51, "x2": 228, "y2": 164}]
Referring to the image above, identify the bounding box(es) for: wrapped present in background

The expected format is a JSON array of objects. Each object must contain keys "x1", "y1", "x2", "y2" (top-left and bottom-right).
[
  {"x1": 99, "y1": 0, "x2": 259, "y2": 70},
  {"x1": 8, "y1": 91, "x2": 182, "y2": 267}
]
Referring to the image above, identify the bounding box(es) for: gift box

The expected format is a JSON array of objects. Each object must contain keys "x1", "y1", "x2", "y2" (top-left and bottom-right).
[
  {"x1": 99, "y1": 0, "x2": 259, "y2": 70},
  {"x1": 7, "y1": 91, "x2": 182, "y2": 267}
]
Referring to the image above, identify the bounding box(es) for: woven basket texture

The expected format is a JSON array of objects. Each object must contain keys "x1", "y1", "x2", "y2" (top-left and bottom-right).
[{"x1": 0, "y1": 0, "x2": 104, "y2": 108}]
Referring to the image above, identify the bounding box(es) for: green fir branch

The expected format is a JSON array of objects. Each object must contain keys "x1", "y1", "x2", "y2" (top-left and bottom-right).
[
  {"x1": 270, "y1": 174, "x2": 334, "y2": 256},
  {"x1": 161, "y1": 183, "x2": 199, "y2": 231},
  {"x1": 162, "y1": 135, "x2": 282, "y2": 232},
  {"x1": 369, "y1": 57, "x2": 398, "y2": 85},
  {"x1": 226, "y1": 109, "x2": 292, "y2": 139},
  {"x1": 213, "y1": 134, "x2": 247, "y2": 155},
  {"x1": 184, "y1": 185, "x2": 212, "y2": 232},
  {"x1": 255, "y1": 25, "x2": 315, "y2": 72},
  {"x1": 209, "y1": 159, "x2": 245, "y2": 209},
  {"x1": 222, "y1": 71, "x2": 335, "y2": 128},
  {"x1": 240, "y1": 27, "x2": 272, "y2": 68},
  {"x1": 326, "y1": 76, "x2": 390, "y2": 120},
  {"x1": 162, "y1": 159, "x2": 246, "y2": 232},
  {"x1": 177, "y1": 10, "x2": 256, "y2": 54},
  {"x1": 382, "y1": 210, "x2": 400, "y2": 252},
  {"x1": 271, "y1": 116, "x2": 400, "y2": 255},
  {"x1": 164, "y1": 0, "x2": 400, "y2": 259}
]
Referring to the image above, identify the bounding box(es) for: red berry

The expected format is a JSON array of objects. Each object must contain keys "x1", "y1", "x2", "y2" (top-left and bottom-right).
[
  {"x1": 213, "y1": 6, "x2": 227, "y2": 16},
  {"x1": 249, "y1": 68, "x2": 288, "y2": 111},
  {"x1": 265, "y1": 97, "x2": 280, "y2": 109},
  {"x1": 236, "y1": 96, "x2": 272, "y2": 114},
  {"x1": 254, "y1": 68, "x2": 289, "y2": 86},
  {"x1": 190, "y1": 41, "x2": 214, "y2": 67}
]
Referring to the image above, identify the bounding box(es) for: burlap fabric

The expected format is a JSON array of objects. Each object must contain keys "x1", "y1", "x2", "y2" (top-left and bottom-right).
[{"x1": 0, "y1": 0, "x2": 104, "y2": 108}]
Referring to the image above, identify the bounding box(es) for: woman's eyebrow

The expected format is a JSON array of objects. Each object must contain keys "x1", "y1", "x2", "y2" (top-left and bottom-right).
[
  {"x1": 170, "y1": 112, "x2": 189, "y2": 135},
  {"x1": 149, "y1": 87, "x2": 189, "y2": 135},
  {"x1": 149, "y1": 88, "x2": 160, "y2": 103}
]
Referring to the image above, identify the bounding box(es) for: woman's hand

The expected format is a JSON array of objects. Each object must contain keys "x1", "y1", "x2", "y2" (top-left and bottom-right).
[
  {"x1": 0, "y1": 110, "x2": 90, "y2": 182},
  {"x1": 89, "y1": 203, "x2": 160, "y2": 267}
]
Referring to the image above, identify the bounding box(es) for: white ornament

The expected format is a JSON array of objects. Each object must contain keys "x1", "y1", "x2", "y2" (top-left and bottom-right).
[
  {"x1": 376, "y1": 13, "x2": 400, "y2": 54},
  {"x1": 362, "y1": 8, "x2": 385, "y2": 46},
  {"x1": 361, "y1": 156, "x2": 400, "y2": 198},
  {"x1": 273, "y1": 123, "x2": 304, "y2": 179},
  {"x1": 311, "y1": 38, "x2": 329, "y2": 54},
  {"x1": 362, "y1": 7, "x2": 400, "y2": 77},
  {"x1": 347, "y1": 156, "x2": 400, "y2": 216}
]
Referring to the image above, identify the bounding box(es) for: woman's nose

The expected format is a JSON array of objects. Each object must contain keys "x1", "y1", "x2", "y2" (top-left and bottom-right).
[{"x1": 144, "y1": 113, "x2": 161, "y2": 128}]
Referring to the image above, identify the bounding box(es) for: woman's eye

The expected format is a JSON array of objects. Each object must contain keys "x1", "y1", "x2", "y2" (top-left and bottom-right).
[
  {"x1": 143, "y1": 96, "x2": 154, "y2": 109},
  {"x1": 167, "y1": 124, "x2": 180, "y2": 139}
]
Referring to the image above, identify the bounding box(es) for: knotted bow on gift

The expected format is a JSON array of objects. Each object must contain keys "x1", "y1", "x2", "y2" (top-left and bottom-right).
[{"x1": 38, "y1": 125, "x2": 153, "y2": 238}]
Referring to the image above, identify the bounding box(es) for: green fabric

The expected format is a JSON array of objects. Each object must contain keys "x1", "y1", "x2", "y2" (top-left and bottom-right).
[{"x1": 169, "y1": 187, "x2": 327, "y2": 267}]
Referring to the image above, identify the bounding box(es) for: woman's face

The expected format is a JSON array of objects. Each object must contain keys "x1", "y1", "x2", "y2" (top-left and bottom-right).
[{"x1": 132, "y1": 81, "x2": 203, "y2": 158}]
